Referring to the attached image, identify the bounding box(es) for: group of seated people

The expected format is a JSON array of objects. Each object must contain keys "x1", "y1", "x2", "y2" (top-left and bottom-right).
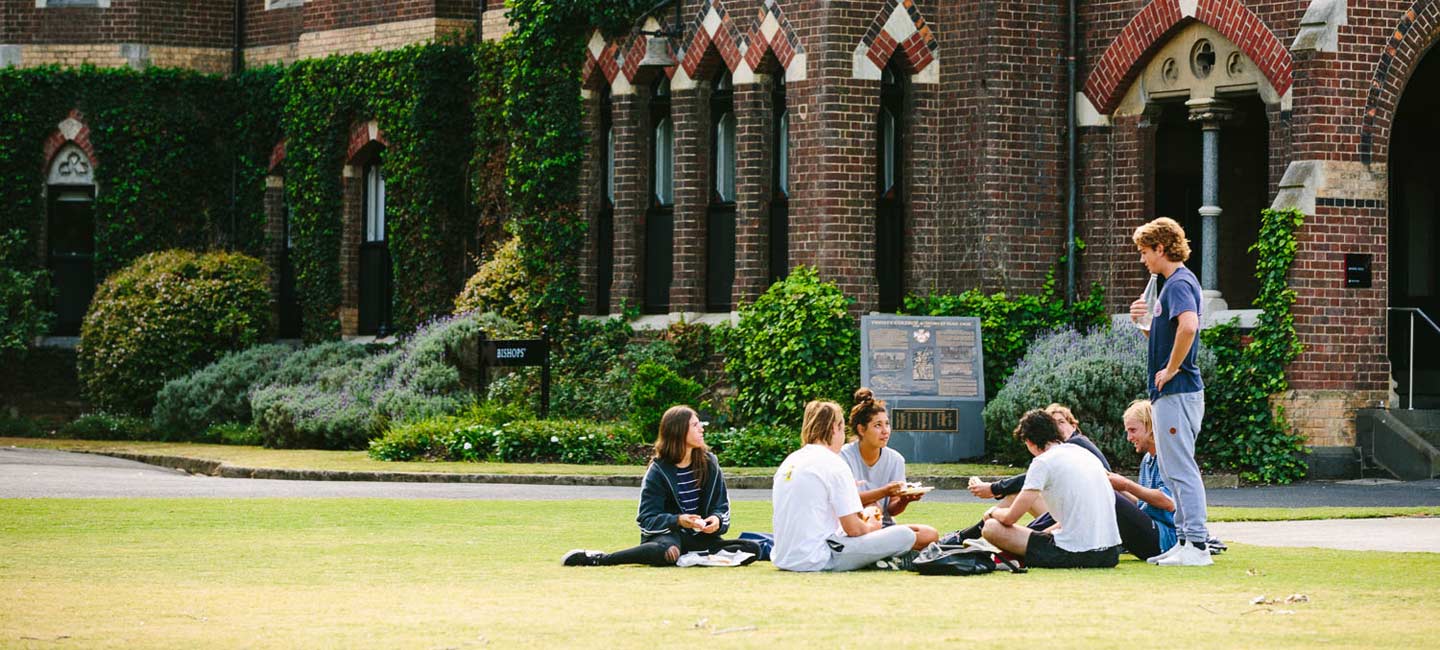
[{"x1": 562, "y1": 390, "x2": 1185, "y2": 572}]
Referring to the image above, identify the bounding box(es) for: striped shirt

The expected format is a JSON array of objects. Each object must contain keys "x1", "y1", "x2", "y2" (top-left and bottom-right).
[{"x1": 675, "y1": 467, "x2": 701, "y2": 516}]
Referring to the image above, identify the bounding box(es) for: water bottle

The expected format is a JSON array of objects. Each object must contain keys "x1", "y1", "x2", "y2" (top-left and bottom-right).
[{"x1": 1135, "y1": 274, "x2": 1158, "y2": 332}]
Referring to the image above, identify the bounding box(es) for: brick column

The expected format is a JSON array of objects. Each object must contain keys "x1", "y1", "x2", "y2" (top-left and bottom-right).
[
  {"x1": 671, "y1": 83, "x2": 710, "y2": 314},
  {"x1": 263, "y1": 175, "x2": 286, "y2": 328},
  {"x1": 338, "y1": 164, "x2": 361, "y2": 336},
  {"x1": 609, "y1": 89, "x2": 648, "y2": 313},
  {"x1": 579, "y1": 90, "x2": 603, "y2": 314},
  {"x1": 733, "y1": 73, "x2": 774, "y2": 305}
]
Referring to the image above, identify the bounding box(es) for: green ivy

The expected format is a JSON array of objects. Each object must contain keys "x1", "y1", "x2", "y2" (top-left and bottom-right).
[
  {"x1": 501, "y1": 0, "x2": 653, "y2": 329},
  {"x1": 1199, "y1": 208, "x2": 1308, "y2": 483}
]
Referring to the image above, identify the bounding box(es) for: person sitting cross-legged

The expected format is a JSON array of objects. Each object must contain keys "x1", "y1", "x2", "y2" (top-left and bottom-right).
[{"x1": 980, "y1": 409, "x2": 1122, "y2": 569}]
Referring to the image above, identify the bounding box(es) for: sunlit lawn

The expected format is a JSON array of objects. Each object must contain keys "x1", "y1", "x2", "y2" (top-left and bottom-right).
[
  {"x1": 0, "y1": 437, "x2": 1021, "y2": 478},
  {"x1": 2, "y1": 498, "x2": 1437, "y2": 649}
]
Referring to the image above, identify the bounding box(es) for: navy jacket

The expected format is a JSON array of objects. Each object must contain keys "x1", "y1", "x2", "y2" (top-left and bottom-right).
[{"x1": 636, "y1": 452, "x2": 732, "y2": 541}]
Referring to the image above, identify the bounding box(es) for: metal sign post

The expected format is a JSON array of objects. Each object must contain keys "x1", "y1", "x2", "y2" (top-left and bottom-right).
[{"x1": 474, "y1": 326, "x2": 551, "y2": 418}]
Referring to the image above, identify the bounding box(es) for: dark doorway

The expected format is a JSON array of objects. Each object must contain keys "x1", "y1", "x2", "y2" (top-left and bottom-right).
[
  {"x1": 770, "y1": 75, "x2": 789, "y2": 287},
  {"x1": 876, "y1": 61, "x2": 907, "y2": 313},
  {"x1": 46, "y1": 185, "x2": 95, "y2": 336},
  {"x1": 1389, "y1": 46, "x2": 1440, "y2": 406},
  {"x1": 1153, "y1": 95, "x2": 1268, "y2": 308},
  {"x1": 595, "y1": 92, "x2": 614, "y2": 315},
  {"x1": 358, "y1": 159, "x2": 393, "y2": 336}
]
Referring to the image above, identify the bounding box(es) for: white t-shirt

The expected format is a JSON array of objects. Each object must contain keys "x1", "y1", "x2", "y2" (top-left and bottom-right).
[
  {"x1": 771, "y1": 444, "x2": 864, "y2": 572},
  {"x1": 1021, "y1": 443, "x2": 1121, "y2": 552},
  {"x1": 839, "y1": 442, "x2": 905, "y2": 525}
]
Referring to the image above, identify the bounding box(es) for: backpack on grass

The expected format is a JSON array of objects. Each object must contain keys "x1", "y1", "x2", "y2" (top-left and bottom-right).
[{"x1": 912, "y1": 540, "x2": 1026, "y2": 576}]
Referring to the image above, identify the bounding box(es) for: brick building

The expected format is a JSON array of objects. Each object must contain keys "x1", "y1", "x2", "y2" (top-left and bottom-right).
[{"x1": 9, "y1": 0, "x2": 1440, "y2": 474}]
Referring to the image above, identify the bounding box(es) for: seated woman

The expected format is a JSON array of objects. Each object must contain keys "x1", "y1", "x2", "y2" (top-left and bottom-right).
[
  {"x1": 771, "y1": 400, "x2": 928, "y2": 572},
  {"x1": 840, "y1": 388, "x2": 938, "y2": 545},
  {"x1": 1107, "y1": 400, "x2": 1179, "y2": 563},
  {"x1": 562, "y1": 405, "x2": 757, "y2": 566}
]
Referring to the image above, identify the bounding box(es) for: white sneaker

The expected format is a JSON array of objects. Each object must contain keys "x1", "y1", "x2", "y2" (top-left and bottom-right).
[
  {"x1": 1147, "y1": 541, "x2": 1186, "y2": 565},
  {"x1": 1156, "y1": 543, "x2": 1214, "y2": 567}
]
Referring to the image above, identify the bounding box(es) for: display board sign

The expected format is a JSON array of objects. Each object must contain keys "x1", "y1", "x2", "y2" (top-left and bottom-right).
[{"x1": 860, "y1": 315, "x2": 985, "y2": 461}]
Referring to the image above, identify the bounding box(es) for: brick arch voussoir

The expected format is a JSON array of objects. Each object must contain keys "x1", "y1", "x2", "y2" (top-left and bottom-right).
[
  {"x1": 268, "y1": 139, "x2": 288, "y2": 174},
  {"x1": 42, "y1": 109, "x2": 100, "y2": 173},
  {"x1": 678, "y1": 0, "x2": 745, "y2": 80},
  {"x1": 346, "y1": 121, "x2": 389, "y2": 165},
  {"x1": 856, "y1": 0, "x2": 939, "y2": 78},
  {"x1": 738, "y1": 0, "x2": 805, "y2": 76},
  {"x1": 1084, "y1": 0, "x2": 1293, "y2": 116},
  {"x1": 1361, "y1": 0, "x2": 1440, "y2": 165}
]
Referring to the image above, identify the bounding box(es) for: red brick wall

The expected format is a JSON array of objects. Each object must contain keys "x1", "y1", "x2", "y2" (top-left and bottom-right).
[
  {"x1": 2, "y1": 0, "x2": 235, "y2": 47},
  {"x1": 246, "y1": 0, "x2": 304, "y2": 48}
]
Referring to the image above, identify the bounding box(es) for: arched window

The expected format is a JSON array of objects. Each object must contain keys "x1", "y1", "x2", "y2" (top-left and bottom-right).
[
  {"x1": 45, "y1": 144, "x2": 96, "y2": 336},
  {"x1": 595, "y1": 89, "x2": 614, "y2": 315},
  {"x1": 769, "y1": 75, "x2": 789, "y2": 286},
  {"x1": 645, "y1": 77, "x2": 674, "y2": 313},
  {"x1": 359, "y1": 155, "x2": 393, "y2": 336},
  {"x1": 707, "y1": 71, "x2": 736, "y2": 311},
  {"x1": 876, "y1": 62, "x2": 907, "y2": 312}
]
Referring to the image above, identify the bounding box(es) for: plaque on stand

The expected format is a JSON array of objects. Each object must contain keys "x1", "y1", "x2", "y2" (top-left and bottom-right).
[{"x1": 860, "y1": 315, "x2": 985, "y2": 462}]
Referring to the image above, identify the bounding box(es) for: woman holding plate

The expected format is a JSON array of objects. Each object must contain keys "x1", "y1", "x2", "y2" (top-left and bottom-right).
[{"x1": 840, "y1": 388, "x2": 939, "y2": 545}]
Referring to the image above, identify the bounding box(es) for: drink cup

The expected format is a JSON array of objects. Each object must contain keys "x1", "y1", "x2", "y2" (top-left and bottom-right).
[{"x1": 1135, "y1": 274, "x2": 1158, "y2": 332}]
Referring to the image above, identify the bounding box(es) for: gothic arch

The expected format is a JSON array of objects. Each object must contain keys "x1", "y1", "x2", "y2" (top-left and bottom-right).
[
  {"x1": 1360, "y1": 0, "x2": 1440, "y2": 164},
  {"x1": 42, "y1": 109, "x2": 99, "y2": 174},
  {"x1": 852, "y1": 0, "x2": 940, "y2": 83},
  {"x1": 1084, "y1": 0, "x2": 1293, "y2": 115}
]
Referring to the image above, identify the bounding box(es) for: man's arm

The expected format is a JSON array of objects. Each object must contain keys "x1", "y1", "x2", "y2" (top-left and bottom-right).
[
  {"x1": 1108, "y1": 472, "x2": 1175, "y2": 512},
  {"x1": 839, "y1": 511, "x2": 881, "y2": 537},
  {"x1": 1155, "y1": 310, "x2": 1198, "y2": 390},
  {"x1": 985, "y1": 489, "x2": 1041, "y2": 527}
]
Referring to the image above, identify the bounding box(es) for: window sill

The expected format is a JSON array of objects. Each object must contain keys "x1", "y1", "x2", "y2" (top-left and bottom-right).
[{"x1": 581, "y1": 311, "x2": 738, "y2": 330}]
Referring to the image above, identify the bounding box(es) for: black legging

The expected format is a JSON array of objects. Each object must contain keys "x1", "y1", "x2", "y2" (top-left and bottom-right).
[{"x1": 597, "y1": 533, "x2": 761, "y2": 567}]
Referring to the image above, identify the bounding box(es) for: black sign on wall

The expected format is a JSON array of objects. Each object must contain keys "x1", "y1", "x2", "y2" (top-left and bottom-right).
[
  {"x1": 1345, "y1": 253, "x2": 1372, "y2": 288},
  {"x1": 476, "y1": 328, "x2": 550, "y2": 418}
]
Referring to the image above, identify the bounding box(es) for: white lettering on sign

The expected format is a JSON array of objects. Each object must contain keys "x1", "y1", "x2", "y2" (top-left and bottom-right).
[{"x1": 496, "y1": 348, "x2": 526, "y2": 359}]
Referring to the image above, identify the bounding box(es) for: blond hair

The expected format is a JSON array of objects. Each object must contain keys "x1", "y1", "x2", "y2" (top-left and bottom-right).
[
  {"x1": 1123, "y1": 399, "x2": 1153, "y2": 433},
  {"x1": 1132, "y1": 217, "x2": 1191, "y2": 262},
  {"x1": 1044, "y1": 403, "x2": 1079, "y2": 429},
  {"x1": 801, "y1": 400, "x2": 844, "y2": 446}
]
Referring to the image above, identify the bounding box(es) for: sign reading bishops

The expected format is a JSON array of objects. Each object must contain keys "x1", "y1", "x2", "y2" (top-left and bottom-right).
[{"x1": 860, "y1": 315, "x2": 985, "y2": 462}]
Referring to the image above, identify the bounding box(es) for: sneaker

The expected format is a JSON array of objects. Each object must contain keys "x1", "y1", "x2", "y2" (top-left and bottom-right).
[
  {"x1": 1147, "y1": 540, "x2": 1185, "y2": 565},
  {"x1": 1206, "y1": 537, "x2": 1228, "y2": 555},
  {"x1": 561, "y1": 549, "x2": 604, "y2": 567},
  {"x1": 1156, "y1": 543, "x2": 1214, "y2": 567}
]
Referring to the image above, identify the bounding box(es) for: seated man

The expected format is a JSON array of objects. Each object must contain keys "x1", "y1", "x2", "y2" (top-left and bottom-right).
[{"x1": 981, "y1": 409, "x2": 1121, "y2": 569}]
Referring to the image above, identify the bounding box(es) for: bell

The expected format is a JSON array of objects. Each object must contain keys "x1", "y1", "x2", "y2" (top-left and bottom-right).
[{"x1": 637, "y1": 35, "x2": 677, "y2": 71}]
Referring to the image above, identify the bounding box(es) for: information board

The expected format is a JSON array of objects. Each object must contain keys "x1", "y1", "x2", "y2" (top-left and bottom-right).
[{"x1": 860, "y1": 315, "x2": 985, "y2": 461}]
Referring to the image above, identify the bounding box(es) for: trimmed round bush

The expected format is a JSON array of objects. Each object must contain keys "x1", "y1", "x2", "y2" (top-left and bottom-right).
[
  {"x1": 454, "y1": 236, "x2": 529, "y2": 325},
  {"x1": 982, "y1": 326, "x2": 1215, "y2": 466},
  {"x1": 77, "y1": 250, "x2": 272, "y2": 416},
  {"x1": 725, "y1": 265, "x2": 859, "y2": 427},
  {"x1": 629, "y1": 361, "x2": 703, "y2": 438},
  {"x1": 151, "y1": 343, "x2": 296, "y2": 436}
]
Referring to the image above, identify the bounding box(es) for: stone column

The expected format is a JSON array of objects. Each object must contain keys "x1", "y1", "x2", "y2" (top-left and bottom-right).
[{"x1": 1186, "y1": 97, "x2": 1233, "y2": 312}]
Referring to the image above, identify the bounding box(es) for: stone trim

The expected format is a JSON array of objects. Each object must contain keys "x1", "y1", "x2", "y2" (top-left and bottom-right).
[
  {"x1": 4, "y1": 43, "x2": 229, "y2": 74},
  {"x1": 851, "y1": 0, "x2": 939, "y2": 84},
  {"x1": 1085, "y1": 0, "x2": 1293, "y2": 115}
]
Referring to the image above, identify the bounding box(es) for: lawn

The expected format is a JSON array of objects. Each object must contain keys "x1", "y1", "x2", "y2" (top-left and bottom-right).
[
  {"x1": 2, "y1": 499, "x2": 1437, "y2": 649},
  {"x1": 0, "y1": 437, "x2": 1021, "y2": 478}
]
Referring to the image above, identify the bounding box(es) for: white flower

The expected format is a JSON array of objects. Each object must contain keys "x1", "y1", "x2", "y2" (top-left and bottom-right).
[
  {"x1": 463, "y1": 442, "x2": 473, "y2": 450},
  {"x1": 550, "y1": 436, "x2": 559, "y2": 443}
]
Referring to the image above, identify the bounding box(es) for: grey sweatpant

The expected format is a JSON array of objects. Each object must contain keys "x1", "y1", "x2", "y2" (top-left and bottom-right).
[
  {"x1": 1152, "y1": 391, "x2": 1209, "y2": 544},
  {"x1": 823, "y1": 525, "x2": 916, "y2": 572}
]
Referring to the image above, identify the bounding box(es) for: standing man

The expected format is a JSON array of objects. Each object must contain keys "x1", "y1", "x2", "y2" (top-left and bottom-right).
[{"x1": 1129, "y1": 217, "x2": 1212, "y2": 567}]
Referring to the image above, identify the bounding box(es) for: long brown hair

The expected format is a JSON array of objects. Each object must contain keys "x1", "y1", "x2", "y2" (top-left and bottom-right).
[{"x1": 653, "y1": 405, "x2": 707, "y2": 488}]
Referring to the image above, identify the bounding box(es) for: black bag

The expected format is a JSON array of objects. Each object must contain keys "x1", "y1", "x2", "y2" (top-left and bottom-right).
[{"x1": 912, "y1": 542, "x2": 1026, "y2": 576}]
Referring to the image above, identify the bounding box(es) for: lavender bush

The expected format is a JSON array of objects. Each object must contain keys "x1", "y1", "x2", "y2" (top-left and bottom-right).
[{"x1": 981, "y1": 325, "x2": 1215, "y2": 466}]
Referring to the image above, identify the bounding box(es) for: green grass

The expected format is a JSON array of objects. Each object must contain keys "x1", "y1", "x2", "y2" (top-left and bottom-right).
[
  {"x1": 1, "y1": 499, "x2": 1437, "y2": 649},
  {"x1": 0, "y1": 437, "x2": 1020, "y2": 478}
]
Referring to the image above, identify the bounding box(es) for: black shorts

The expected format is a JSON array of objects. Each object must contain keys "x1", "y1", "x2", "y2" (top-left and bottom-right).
[{"x1": 1024, "y1": 531, "x2": 1120, "y2": 569}]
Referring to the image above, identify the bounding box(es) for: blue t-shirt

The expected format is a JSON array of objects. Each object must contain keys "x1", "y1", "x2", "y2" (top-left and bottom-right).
[
  {"x1": 1138, "y1": 453, "x2": 1177, "y2": 553},
  {"x1": 1147, "y1": 266, "x2": 1204, "y2": 400}
]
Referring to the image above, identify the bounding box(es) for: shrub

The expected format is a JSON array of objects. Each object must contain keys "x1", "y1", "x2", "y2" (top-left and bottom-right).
[
  {"x1": 60, "y1": 413, "x2": 159, "y2": 441},
  {"x1": 726, "y1": 266, "x2": 860, "y2": 427},
  {"x1": 262, "y1": 341, "x2": 372, "y2": 387},
  {"x1": 369, "y1": 416, "x2": 488, "y2": 462},
  {"x1": 200, "y1": 422, "x2": 264, "y2": 446},
  {"x1": 903, "y1": 273, "x2": 1107, "y2": 401},
  {"x1": 253, "y1": 312, "x2": 519, "y2": 449},
  {"x1": 662, "y1": 318, "x2": 718, "y2": 383},
  {"x1": 77, "y1": 249, "x2": 272, "y2": 416},
  {"x1": 629, "y1": 361, "x2": 704, "y2": 438},
  {"x1": 710, "y1": 424, "x2": 800, "y2": 467},
  {"x1": 151, "y1": 343, "x2": 296, "y2": 436},
  {"x1": 0, "y1": 230, "x2": 52, "y2": 356},
  {"x1": 982, "y1": 326, "x2": 1215, "y2": 466},
  {"x1": 491, "y1": 419, "x2": 647, "y2": 464},
  {"x1": 0, "y1": 413, "x2": 43, "y2": 438},
  {"x1": 454, "y1": 236, "x2": 530, "y2": 326}
]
